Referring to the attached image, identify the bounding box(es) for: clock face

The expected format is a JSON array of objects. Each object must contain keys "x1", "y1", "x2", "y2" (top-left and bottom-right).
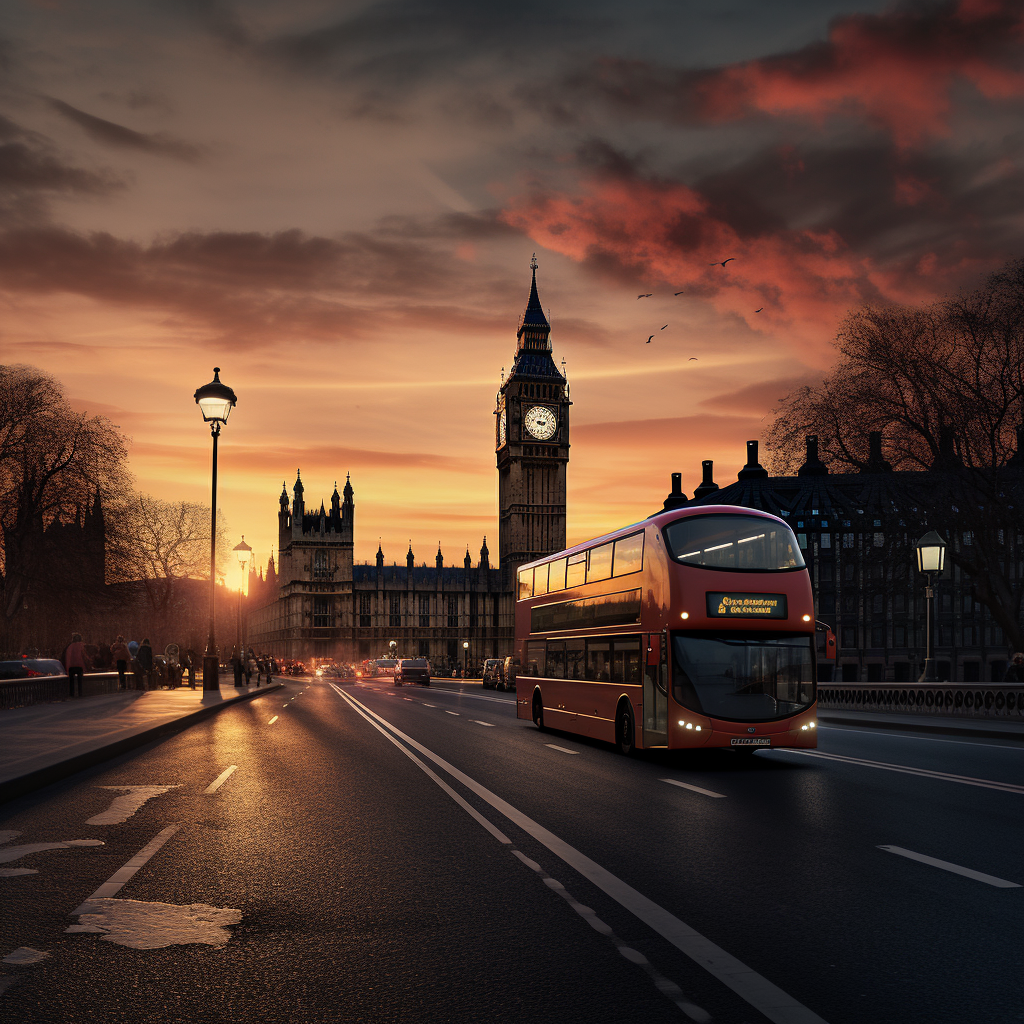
[
  {"x1": 524, "y1": 405, "x2": 557, "y2": 440},
  {"x1": 498, "y1": 407, "x2": 506, "y2": 448}
]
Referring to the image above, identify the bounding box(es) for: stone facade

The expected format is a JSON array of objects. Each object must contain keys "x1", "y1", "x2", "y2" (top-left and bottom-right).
[{"x1": 247, "y1": 264, "x2": 569, "y2": 669}]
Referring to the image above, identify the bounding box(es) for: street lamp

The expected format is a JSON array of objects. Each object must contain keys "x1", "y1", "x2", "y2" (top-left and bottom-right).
[
  {"x1": 233, "y1": 536, "x2": 252, "y2": 685},
  {"x1": 915, "y1": 530, "x2": 947, "y2": 683},
  {"x1": 463, "y1": 640, "x2": 469, "y2": 679},
  {"x1": 194, "y1": 367, "x2": 237, "y2": 692}
]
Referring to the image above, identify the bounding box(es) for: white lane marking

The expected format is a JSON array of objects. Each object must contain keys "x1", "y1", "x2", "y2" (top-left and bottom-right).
[
  {"x1": 203, "y1": 766, "x2": 238, "y2": 795},
  {"x1": 473, "y1": 721, "x2": 496, "y2": 727},
  {"x1": 423, "y1": 704, "x2": 436, "y2": 708},
  {"x1": 335, "y1": 688, "x2": 829, "y2": 1024},
  {"x1": 770, "y1": 748, "x2": 1024, "y2": 794},
  {"x1": 75, "y1": 824, "x2": 181, "y2": 908},
  {"x1": 878, "y1": 846, "x2": 1021, "y2": 888},
  {"x1": 820, "y1": 726, "x2": 1024, "y2": 752},
  {"x1": 88, "y1": 786, "x2": 179, "y2": 824},
  {"x1": 445, "y1": 711, "x2": 460, "y2": 716},
  {"x1": 546, "y1": 744, "x2": 579, "y2": 755},
  {"x1": 268, "y1": 716, "x2": 279, "y2": 725},
  {"x1": 510, "y1": 850, "x2": 710, "y2": 1022},
  {"x1": 2, "y1": 948, "x2": 49, "y2": 965},
  {"x1": 661, "y1": 779, "x2": 727, "y2": 799},
  {"x1": 67, "y1": 898, "x2": 241, "y2": 948},
  {"x1": 403, "y1": 697, "x2": 413, "y2": 701},
  {"x1": 327, "y1": 682, "x2": 510, "y2": 845},
  {"x1": 0, "y1": 839, "x2": 104, "y2": 876}
]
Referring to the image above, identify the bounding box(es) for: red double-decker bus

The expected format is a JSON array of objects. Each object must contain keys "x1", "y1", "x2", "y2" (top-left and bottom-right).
[{"x1": 514, "y1": 506, "x2": 818, "y2": 754}]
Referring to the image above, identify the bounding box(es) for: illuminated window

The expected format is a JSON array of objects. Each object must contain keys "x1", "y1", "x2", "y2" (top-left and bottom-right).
[
  {"x1": 588, "y1": 543, "x2": 613, "y2": 582},
  {"x1": 612, "y1": 533, "x2": 644, "y2": 576}
]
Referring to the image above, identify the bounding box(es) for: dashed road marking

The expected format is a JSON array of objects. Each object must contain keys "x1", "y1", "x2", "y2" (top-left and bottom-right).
[
  {"x1": 661, "y1": 779, "x2": 727, "y2": 799},
  {"x1": 472, "y1": 721, "x2": 495, "y2": 727},
  {"x1": 423, "y1": 704, "x2": 436, "y2": 708},
  {"x1": 878, "y1": 845, "x2": 1021, "y2": 888},
  {"x1": 75, "y1": 824, "x2": 181, "y2": 907},
  {"x1": 445, "y1": 711, "x2": 460, "y2": 716},
  {"x1": 268, "y1": 716, "x2": 279, "y2": 725},
  {"x1": 88, "y1": 786, "x2": 179, "y2": 824},
  {"x1": 334, "y1": 687, "x2": 831, "y2": 1024},
  {"x1": 546, "y1": 744, "x2": 579, "y2": 755},
  {"x1": 203, "y1": 767, "x2": 238, "y2": 795}
]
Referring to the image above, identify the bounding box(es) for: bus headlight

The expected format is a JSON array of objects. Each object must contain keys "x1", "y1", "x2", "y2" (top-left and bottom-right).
[{"x1": 681, "y1": 612, "x2": 689, "y2": 620}]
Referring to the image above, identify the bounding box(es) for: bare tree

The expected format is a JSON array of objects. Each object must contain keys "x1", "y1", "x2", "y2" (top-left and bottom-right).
[
  {"x1": 766, "y1": 260, "x2": 1024, "y2": 651},
  {"x1": 0, "y1": 364, "x2": 130, "y2": 650}
]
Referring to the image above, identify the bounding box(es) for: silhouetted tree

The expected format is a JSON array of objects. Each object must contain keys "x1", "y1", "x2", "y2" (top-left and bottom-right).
[{"x1": 766, "y1": 260, "x2": 1024, "y2": 651}]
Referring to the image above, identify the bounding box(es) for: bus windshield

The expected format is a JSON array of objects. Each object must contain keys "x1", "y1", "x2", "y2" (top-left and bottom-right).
[
  {"x1": 664, "y1": 514, "x2": 804, "y2": 571},
  {"x1": 672, "y1": 631, "x2": 815, "y2": 721}
]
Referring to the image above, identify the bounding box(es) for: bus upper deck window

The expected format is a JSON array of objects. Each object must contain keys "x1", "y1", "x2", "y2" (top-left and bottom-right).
[
  {"x1": 566, "y1": 552, "x2": 586, "y2": 588},
  {"x1": 613, "y1": 532, "x2": 644, "y2": 576},
  {"x1": 548, "y1": 557, "x2": 567, "y2": 592},
  {"x1": 518, "y1": 567, "x2": 534, "y2": 600},
  {"x1": 588, "y1": 542, "x2": 613, "y2": 582},
  {"x1": 664, "y1": 514, "x2": 805, "y2": 571}
]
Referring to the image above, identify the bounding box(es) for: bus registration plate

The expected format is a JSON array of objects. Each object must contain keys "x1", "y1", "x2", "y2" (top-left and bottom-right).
[{"x1": 730, "y1": 738, "x2": 771, "y2": 746}]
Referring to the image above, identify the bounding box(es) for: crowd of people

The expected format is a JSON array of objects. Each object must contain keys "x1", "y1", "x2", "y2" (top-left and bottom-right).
[{"x1": 57, "y1": 634, "x2": 281, "y2": 691}]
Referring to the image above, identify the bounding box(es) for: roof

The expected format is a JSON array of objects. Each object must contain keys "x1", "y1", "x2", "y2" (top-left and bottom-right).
[
  {"x1": 352, "y1": 564, "x2": 504, "y2": 588},
  {"x1": 508, "y1": 349, "x2": 564, "y2": 380},
  {"x1": 520, "y1": 268, "x2": 549, "y2": 328}
]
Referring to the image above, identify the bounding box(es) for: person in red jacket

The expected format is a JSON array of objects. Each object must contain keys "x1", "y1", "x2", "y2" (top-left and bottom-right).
[{"x1": 63, "y1": 632, "x2": 87, "y2": 698}]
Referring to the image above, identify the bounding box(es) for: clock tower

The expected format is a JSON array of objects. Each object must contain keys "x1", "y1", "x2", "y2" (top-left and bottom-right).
[{"x1": 496, "y1": 257, "x2": 570, "y2": 585}]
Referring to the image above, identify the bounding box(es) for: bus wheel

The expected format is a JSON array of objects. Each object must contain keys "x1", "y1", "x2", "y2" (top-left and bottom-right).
[
  {"x1": 532, "y1": 691, "x2": 545, "y2": 730},
  {"x1": 617, "y1": 703, "x2": 635, "y2": 756}
]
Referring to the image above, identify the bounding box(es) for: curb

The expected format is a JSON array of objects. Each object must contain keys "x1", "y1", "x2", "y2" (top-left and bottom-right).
[
  {"x1": 817, "y1": 710, "x2": 1024, "y2": 743},
  {"x1": 0, "y1": 682, "x2": 284, "y2": 806}
]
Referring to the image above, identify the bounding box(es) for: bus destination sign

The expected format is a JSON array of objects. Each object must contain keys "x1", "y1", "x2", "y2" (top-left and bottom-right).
[{"x1": 706, "y1": 592, "x2": 787, "y2": 618}]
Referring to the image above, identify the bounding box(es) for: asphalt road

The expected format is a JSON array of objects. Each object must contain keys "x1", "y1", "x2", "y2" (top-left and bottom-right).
[{"x1": 0, "y1": 676, "x2": 1020, "y2": 1023}]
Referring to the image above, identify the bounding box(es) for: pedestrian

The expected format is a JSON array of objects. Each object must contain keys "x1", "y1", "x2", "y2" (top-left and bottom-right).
[
  {"x1": 63, "y1": 632, "x2": 87, "y2": 698},
  {"x1": 1003, "y1": 652, "x2": 1024, "y2": 682},
  {"x1": 231, "y1": 645, "x2": 243, "y2": 687},
  {"x1": 184, "y1": 648, "x2": 196, "y2": 689},
  {"x1": 244, "y1": 651, "x2": 253, "y2": 686},
  {"x1": 111, "y1": 635, "x2": 132, "y2": 690},
  {"x1": 137, "y1": 638, "x2": 154, "y2": 690}
]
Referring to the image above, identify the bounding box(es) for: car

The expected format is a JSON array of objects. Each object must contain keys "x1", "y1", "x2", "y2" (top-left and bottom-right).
[
  {"x1": 481, "y1": 659, "x2": 504, "y2": 690},
  {"x1": 393, "y1": 658, "x2": 431, "y2": 686},
  {"x1": 0, "y1": 658, "x2": 65, "y2": 680}
]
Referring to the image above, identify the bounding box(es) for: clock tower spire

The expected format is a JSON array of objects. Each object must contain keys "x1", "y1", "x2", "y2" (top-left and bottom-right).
[{"x1": 496, "y1": 256, "x2": 570, "y2": 586}]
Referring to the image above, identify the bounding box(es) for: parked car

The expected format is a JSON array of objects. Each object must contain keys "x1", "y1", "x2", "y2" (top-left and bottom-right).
[
  {"x1": 481, "y1": 659, "x2": 504, "y2": 690},
  {"x1": 393, "y1": 658, "x2": 431, "y2": 686},
  {"x1": 0, "y1": 658, "x2": 65, "y2": 680}
]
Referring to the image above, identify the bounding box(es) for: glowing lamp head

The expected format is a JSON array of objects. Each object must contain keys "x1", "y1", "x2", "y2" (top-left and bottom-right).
[
  {"x1": 194, "y1": 367, "x2": 237, "y2": 424},
  {"x1": 681, "y1": 612, "x2": 689, "y2": 620},
  {"x1": 915, "y1": 530, "x2": 947, "y2": 574},
  {"x1": 233, "y1": 535, "x2": 252, "y2": 571},
  {"x1": 463, "y1": 641, "x2": 469, "y2": 650}
]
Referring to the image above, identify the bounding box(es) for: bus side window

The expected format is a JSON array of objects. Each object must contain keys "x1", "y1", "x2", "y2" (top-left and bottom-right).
[
  {"x1": 526, "y1": 641, "x2": 545, "y2": 677},
  {"x1": 566, "y1": 552, "x2": 586, "y2": 588},
  {"x1": 612, "y1": 533, "x2": 644, "y2": 577},
  {"x1": 587, "y1": 640, "x2": 610, "y2": 682},
  {"x1": 534, "y1": 564, "x2": 549, "y2": 596},
  {"x1": 518, "y1": 568, "x2": 534, "y2": 601},
  {"x1": 548, "y1": 557, "x2": 567, "y2": 593},
  {"x1": 565, "y1": 639, "x2": 585, "y2": 679},
  {"x1": 588, "y1": 542, "x2": 613, "y2": 583},
  {"x1": 614, "y1": 638, "x2": 642, "y2": 683},
  {"x1": 546, "y1": 641, "x2": 565, "y2": 678}
]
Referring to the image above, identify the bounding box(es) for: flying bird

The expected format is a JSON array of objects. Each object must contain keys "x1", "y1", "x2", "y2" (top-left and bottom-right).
[
  {"x1": 674, "y1": 290, "x2": 685, "y2": 296},
  {"x1": 709, "y1": 258, "x2": 735, "y2": 266},
  {"x1": 660, "y1": 324, "x2": 668, "y2": 330},
  {"x1": 754, "y1": 307, "x2": 764, "y2": 313},
  {"x1": 638, "y1": 293, "x2": 653, "y2": 299},
  {"x1": 646, "y1": 335, "x2": 655, "y2": 344},
  {"x1": 688, "y1": 356, "x2": 698, "y2": 361}
]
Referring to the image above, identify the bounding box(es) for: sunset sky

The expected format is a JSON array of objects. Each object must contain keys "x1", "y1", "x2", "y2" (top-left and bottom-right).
[{"x1": 4, "y1": 0, "x2": 1024, "y2": 584}]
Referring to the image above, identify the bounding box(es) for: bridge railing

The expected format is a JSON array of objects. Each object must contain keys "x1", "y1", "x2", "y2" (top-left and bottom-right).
[
  {"x1": 817, "y1": 682, "x2": 1024, "y2": 720},
  {"x1": 0, "y1": 671, "x2": 126, "y2": 710}
]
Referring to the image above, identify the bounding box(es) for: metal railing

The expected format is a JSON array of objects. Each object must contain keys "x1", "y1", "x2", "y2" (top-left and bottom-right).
[
  {"x1": 0, "y1": 671, "x2": 127, "y2": 710},
  {"x1": 817, "y1": 682, "x2": 1024, "y2": 720}
]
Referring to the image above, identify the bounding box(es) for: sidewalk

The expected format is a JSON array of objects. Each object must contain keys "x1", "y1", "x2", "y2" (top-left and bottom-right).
[
  {"x1": 818, "y1": 707, "x2": 1024, "y2": 741},
  {"x1": 0, "y1": 679, "x2": 284, "y2": 804}
]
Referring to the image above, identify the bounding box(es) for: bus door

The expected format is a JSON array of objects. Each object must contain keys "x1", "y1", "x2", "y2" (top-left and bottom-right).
[{"x1": 643, "y1": 633, "x2": 668, "y2": 746}]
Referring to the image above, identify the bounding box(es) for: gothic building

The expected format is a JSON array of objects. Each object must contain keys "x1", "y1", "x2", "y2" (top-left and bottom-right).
[
  {"x1": 247, "y1": 263, "x2": 570, "y2": 668},
  {"x1": 663, "y1": 433, "x2": 1024, "y2": 684}
]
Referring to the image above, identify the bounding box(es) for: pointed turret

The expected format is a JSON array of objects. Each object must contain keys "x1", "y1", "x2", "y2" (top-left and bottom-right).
[
  {"x1": 464, "y1": 547, "x2": 472, "y2": 570},
  {"x1": 331, "y1": 481, "x2": 341, "y2": 518},
  {"x1": 279, "y1": 481, "x2": 289, "y2": 510},
  {"x1": 292, "y1": 469, "x2": 305, "y2": 519},
  {"x1": 436, "y1": 544, "x2": 443, "y2": 571},
  {"x1": 376, "y1": 542, "x2": 384, "y2": 570},
  {"x1": 343, "y1": 472, "x2": 353, "y2": 503},
  {"x1": 407, "y1": 542, "x2": 415, "y2": 571},
  {"x1": 516, "y1": 254, "x2": 553, "y2": 354},
  {"x1": 479, "y1": 537, "x2": 490, "y2": 570}
]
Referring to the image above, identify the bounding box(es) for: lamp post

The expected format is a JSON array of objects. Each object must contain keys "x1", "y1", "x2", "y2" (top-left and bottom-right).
[
  {"x1": 233, "y1": 536, "x2": 252, "y2": 682},
  {"x1": 194, "y1": 367, "x2": 237, "y2": 692},
  {"x1": 463, "y1": 640, "x2": 469, "y2": 679},
  {"x1": 915, "y1": 530, "x2": 947, "y2": 683}
]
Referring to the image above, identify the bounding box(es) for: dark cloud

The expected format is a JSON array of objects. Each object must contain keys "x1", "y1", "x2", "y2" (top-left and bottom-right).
[
  {"x1": 0, "y1": 224, "x2": 531, "y2": 347},
  {"x1": 551, "y1": 0, "x2": 1024, "y2": 145},
  {"x1": 48, "y1": 99, "x2": 204, "y2": 162}
]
